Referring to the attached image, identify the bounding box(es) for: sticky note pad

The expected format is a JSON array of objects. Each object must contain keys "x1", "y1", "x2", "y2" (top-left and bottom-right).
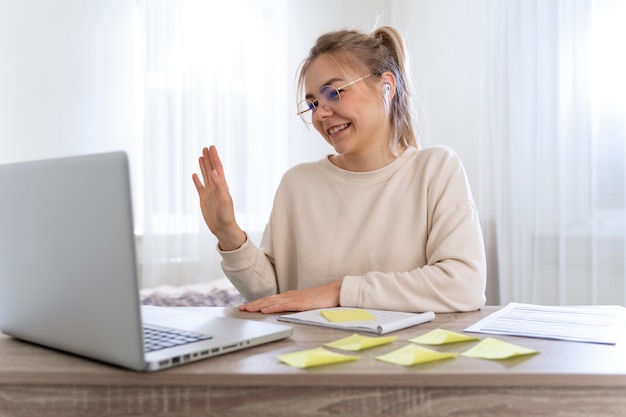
[
  {"x1": 324, "y1": 333, "x2": 397, "y2": 351},
  {"x1": 320, "y1": 309, "x2": 375, "y2": 323},
  {"x1": 410, "y1": 328, "x2": 479, "y2": 345},
  {"x1": 277, "y1": 347, "x2": 358, "y2": 368},
  {"x1": 461, "y1": 337, "x2": 539, "y2": 360},
  {"x1": 376, "y1": 344, "x2": 457, "y2": 366}
]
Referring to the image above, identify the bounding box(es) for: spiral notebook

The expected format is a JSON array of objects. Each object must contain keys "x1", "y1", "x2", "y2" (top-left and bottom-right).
[{"x1": 278, "y1": 307, "x2": 435, "y2": 335}]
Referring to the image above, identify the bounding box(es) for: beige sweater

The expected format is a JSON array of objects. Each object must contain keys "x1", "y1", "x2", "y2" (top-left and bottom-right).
[{"x1": 219, "y1": 146, "x2": 487, "y2": 313}]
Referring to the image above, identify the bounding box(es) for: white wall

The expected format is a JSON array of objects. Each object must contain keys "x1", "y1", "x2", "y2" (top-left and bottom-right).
[
  {"x1": 391, "y1": 0, "x2": 484, "y2": 201},
  {"x1": 0, "y1": 0, "x2": 136, "y2": 164}
]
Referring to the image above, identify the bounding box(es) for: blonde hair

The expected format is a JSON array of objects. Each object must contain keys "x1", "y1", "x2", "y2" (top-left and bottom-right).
[{"x1": 297, "y1": 26, "x2": 420, "y2": 151}]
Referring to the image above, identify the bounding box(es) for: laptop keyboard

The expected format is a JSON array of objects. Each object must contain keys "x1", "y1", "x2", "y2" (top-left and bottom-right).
[{"x1": 143, "y1": 325, "x2": 213, "y2": 353}]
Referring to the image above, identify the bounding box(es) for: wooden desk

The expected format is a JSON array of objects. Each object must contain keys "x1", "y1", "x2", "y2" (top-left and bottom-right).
[{"x1": 1, "y1": 306, "x2": 625, "y2": 417}]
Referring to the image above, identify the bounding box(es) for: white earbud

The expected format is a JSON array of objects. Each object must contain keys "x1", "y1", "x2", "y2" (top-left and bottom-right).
[{"x1": 384, "y1": 83, "x2": 391, "y2": 100}]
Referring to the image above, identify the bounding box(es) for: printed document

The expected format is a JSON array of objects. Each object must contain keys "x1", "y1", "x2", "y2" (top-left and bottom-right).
[{"x1": 465, "y1": 302, "x2": 626, "y2": 344}]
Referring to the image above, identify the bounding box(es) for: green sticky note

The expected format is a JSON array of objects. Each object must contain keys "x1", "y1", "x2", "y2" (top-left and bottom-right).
[
  {"x1": 376, "y1": 344, "x2": 457, "y2": 366},
  {"x1": 320, "y1": 309, "x2": 376, "y2": 322},
  {"x1": 461, "y1": 337, "x2": 539, "y2": 360},
  {"x1": 410, "y1": 328, "x2": 480, "y2": 345},
  {"x1": 277, "y1": 347, "x2": 359, "y2": 368},
  {"x1": 324, "y1": 333, "x2": 397, "y2": 351}
]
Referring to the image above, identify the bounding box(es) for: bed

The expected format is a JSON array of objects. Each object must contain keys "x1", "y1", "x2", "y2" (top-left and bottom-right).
[{"x1": 140, "y1": 278, "x2": 246, "y2": 307}]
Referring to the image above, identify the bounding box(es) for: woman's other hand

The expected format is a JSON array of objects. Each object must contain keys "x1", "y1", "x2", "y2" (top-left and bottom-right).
[{"x1": 239, "y1": 280, "x2": 342, "y2": 314}]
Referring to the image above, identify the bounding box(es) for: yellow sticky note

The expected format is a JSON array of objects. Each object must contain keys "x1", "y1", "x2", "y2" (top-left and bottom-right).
[
  {"x1": 461, "y1": 337, "x2": 539, "y2": 360},
  {"x1": 410, "y1": 328, "x2": 479, "y2": 345},
  {"x1": 320, "y1": 309, "x2": 376, "y2": 322},
  {"x1": 376, "y1": 344, "x2": 457, "y2": 366},
  {"x1": 324, "y1": 333, "x2": 397, "y2": 351},
  {"x1": 277, "y1": 347, "x2": 358, "y2": 369}
]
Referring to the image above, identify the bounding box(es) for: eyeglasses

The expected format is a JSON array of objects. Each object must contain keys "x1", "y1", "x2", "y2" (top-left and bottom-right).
[{"x1": 296, "y1": 74, "x2": 372, "y2": 124}]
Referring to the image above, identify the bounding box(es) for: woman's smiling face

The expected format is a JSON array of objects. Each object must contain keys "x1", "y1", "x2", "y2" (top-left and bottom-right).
[{"x1": 304, "y1": 54, "x2": 391, "y2": 160}]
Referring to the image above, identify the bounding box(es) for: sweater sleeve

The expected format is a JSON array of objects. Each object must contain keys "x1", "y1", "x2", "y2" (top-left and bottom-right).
[
  {"x1": 339, "y1": 150, "x2": 487, "y2": 313},
  {"x1": 217, "y1": 234, "x2": 278, "y2": 302}
]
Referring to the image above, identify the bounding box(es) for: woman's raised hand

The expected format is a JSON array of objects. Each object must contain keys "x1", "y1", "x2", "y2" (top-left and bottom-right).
[{"x1": 192, "y1": 146, "x2": 246, "y2": 251}]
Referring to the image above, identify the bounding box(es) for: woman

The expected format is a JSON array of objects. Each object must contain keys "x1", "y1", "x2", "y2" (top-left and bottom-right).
[{"x1": 192, "y1": 26, "x2": 486, "y2": 314}]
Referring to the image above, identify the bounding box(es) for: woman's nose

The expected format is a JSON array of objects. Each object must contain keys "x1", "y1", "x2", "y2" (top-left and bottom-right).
[{"x1": 314, "y1": 102, "x2": 334, "y2": 121}]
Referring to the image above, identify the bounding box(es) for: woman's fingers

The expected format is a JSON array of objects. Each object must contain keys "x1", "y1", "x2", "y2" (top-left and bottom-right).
[
  {"x1": 191, "y1": 172, "x2": 203, "y2": 193},
  {"x1": 207, "y1": 145, "x2": 225, "y2": 178},
  {"x1": 199, "y1": 152, "x2": 210, "y2": 186},
  {"x1": 194, "y1": 146, "x2": 224, "y2": 192}
]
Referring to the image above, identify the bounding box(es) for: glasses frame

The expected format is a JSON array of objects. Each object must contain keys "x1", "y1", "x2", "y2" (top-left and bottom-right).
[{"x1": 297, "y1": 73, "x2": 372, "y2": 123}]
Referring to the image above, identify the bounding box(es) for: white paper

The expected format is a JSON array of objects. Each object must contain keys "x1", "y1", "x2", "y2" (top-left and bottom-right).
[{"x1": 465, "y1": 302, "x2": 626, "y2": 344}]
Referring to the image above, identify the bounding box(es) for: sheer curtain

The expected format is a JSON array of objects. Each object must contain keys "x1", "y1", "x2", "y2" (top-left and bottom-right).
[
  {"x1": 482, "y1": 0, "x2": 626, "y2": 305},
  {"x1": 135, "y1": 0, "x2": 289, "y2": 288}
]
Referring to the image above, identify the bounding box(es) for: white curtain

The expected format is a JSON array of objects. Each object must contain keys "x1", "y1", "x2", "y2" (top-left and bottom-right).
[
  {"x1": 135, "y1": 0, "x2": 289, "y2": 288},
  {"x1": 482, "y1": 0, "x2": 626, "y2": 305}
]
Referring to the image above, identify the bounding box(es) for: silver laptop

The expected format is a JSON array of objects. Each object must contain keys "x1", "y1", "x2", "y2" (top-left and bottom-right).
[{"x1": 0, "y1": 152, "x2": 292, "y2": 371}]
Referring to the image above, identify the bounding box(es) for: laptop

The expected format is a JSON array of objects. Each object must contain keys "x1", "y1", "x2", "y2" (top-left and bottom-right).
[{"x1": 0, "y1": 151, "x2": 292, "y2": 372}]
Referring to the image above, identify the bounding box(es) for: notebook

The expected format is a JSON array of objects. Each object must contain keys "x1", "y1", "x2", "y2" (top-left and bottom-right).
[
  {"x1": 278, "y1": 308, "x2": 435, "y2": 334},
  {"x1": 0, "y1": 152, "x2": 292, "y2": 371}
]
